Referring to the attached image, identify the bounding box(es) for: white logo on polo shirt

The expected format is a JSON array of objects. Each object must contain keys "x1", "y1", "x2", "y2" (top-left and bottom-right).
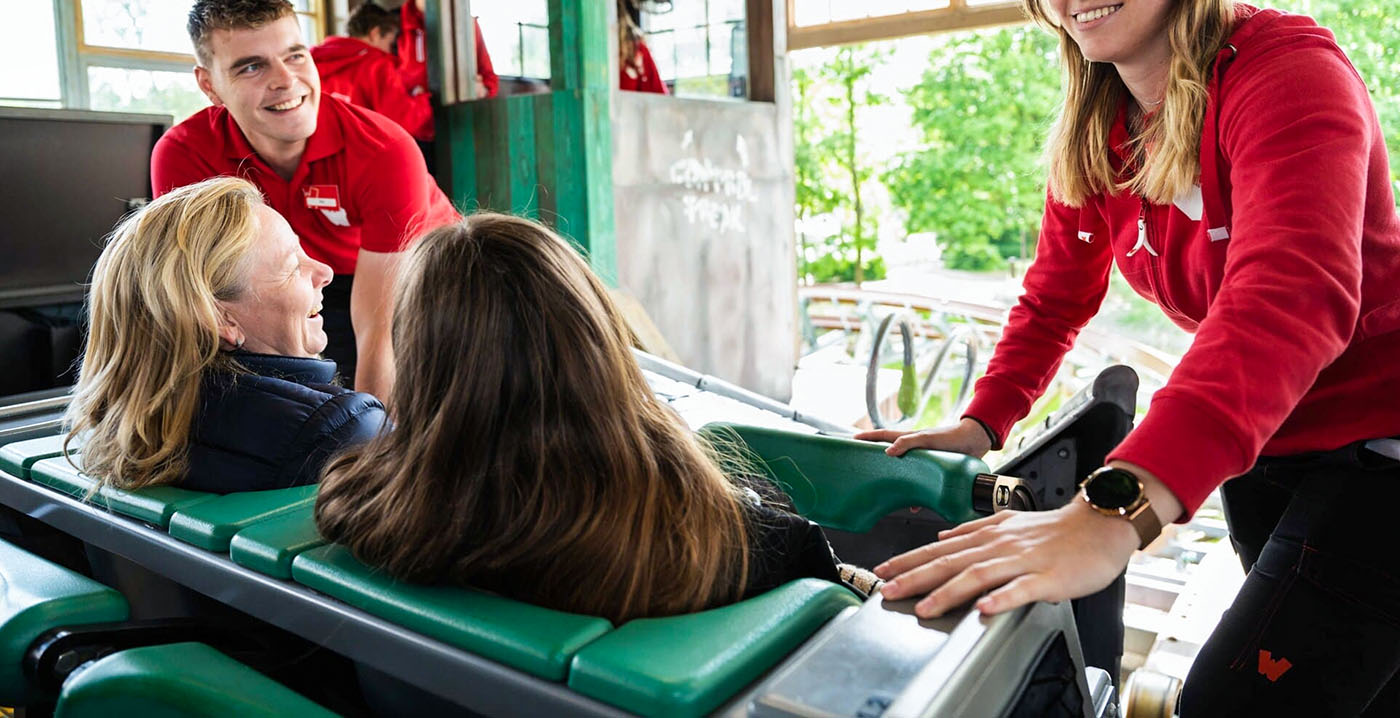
[{"x1": 321, "y1": 208, "x2": 350, "y2": 226}]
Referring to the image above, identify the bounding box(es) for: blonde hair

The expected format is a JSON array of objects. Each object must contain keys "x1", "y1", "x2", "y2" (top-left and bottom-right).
[
  {"x1": 65, "y1": 177, "x2": 263, "y2": 490},
  {"x1": 1026, "y1": 0, "x2": 1237, "y2": 206},
  {"x1": 315, "y1": 213, "x2": 752, "y2": 623}
]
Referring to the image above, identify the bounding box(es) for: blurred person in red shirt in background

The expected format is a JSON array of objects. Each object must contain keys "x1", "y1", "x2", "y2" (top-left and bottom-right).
[
  {"x1": 312, "y1": 2, "x2": 432, "y2": 141},
  {"x1": 618, "y1": 0, "x2": 666, "y2": 94},
  {"x1": 396, "y1": 0, "x2": 497, "y2": 119}
]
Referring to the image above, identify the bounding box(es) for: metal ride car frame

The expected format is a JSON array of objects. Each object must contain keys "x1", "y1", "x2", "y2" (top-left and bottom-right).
[{"x1": 0, "y1": 471, "x2": 631, "y2": 717}]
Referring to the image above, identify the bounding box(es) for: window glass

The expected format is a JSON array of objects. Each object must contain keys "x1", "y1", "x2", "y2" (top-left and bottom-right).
[
  {"x1": 708, "y1": 0, "x2": 745, "y2": 25},
  {"x1": 87, "y1": 66, "x2": 208, "y2": 122},
  {"x1": 81, "y1": 0, "x2": 194, "y2": 54},
  {"x1": 298, "y1": 13, "x2": 320, "y2": 44},
  {"x1": 791, "y1": 0, "x2": 953, "y2": 27},
  {"x1": 81, "y1": 1, "x2": 320, "y2": 53},
  {"x1": 642, "y1": 0, "x2": 747, "y2": 99},
  {"x1": 475, "y1": 0, "x2": 552, "y2": 79},
  {"x1": 4, "y1": 0, "x2": 62, "y2": 104}
]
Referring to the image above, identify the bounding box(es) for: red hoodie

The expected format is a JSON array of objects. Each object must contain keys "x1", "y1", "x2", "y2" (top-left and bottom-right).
[
  {"x1": 396, "y1": 4, "x2": 498, "y2": 110},
  {"x1": 964, "y1": 6, "x2": 1400, "y2": 518},
  {"x1": 621, "y1": 40, "x2": 668, "y2": 94},
  {"x1": 312, "y1": 36, "x2": 433, "y2": 142}
]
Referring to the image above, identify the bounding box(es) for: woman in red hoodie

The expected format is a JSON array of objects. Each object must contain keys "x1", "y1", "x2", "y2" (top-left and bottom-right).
[{"x1": 859, "y1": 1, "x2": 1400, "y2": 713}]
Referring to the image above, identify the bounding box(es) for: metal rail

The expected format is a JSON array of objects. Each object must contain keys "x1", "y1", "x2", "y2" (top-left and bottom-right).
[
  {"x1": 633, "y1": 349, "x2": 854, "y2": 435},
  {"x1": 0, "y1": 394, "x2": 70, "y2": 421},
  {"x1": 800, "y1": 285, "x2": 1179, "y2": 382}
]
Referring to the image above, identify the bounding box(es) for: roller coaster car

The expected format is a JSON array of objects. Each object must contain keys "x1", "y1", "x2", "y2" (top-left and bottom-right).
[{"x1": 0, "y1": 363, "x2": 1133, "y2": 717}]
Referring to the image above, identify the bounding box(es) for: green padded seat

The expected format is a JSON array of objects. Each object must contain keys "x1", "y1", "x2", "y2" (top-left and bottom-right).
[
  {"x1": 699, "y1": 423, "x2": 989, "y2": 531},
  {"x1": 0, "y1": 434, "x2": 79, "y2": 481},
  {"x1": 291, "y1": 544, "x2": 613, "y2": 681},
  {"x1": 228, "y1": 505, "x2": 326, "y2": 579},
  {"x1": 167, "y1": 484, "x2": 317, "y2": 552},
  {"x1": 568, "y1": 579, "x2": 861, "y2": 717},
  {"x1": 29, "y1": 457, "x2": 217, "y2": 528},
  {"x1": 0, "y1": 538, "x2": 129, "y2": 706},
  {"x1": 54, "y1": 642, "x2": 338, "y2": 718}
]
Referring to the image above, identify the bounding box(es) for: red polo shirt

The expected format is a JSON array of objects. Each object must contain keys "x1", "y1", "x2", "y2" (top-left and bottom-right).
[{"x1": 150, "y1": 95, "x2": 459, "y2": 274}]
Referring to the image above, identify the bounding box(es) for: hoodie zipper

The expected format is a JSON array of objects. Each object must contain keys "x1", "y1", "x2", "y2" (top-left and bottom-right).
[{"x1": 1138, "y1": 198, "x2": 1182, "y2": 317}]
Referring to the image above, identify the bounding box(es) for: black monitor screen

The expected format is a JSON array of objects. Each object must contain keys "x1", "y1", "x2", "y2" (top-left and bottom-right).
[{"x1": 0, "y1": 107, "x2": 170, "y2": 309}]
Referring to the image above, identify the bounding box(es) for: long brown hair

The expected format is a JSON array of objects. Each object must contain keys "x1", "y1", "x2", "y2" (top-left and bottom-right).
[
  {"x1": 1026, "y1": 0, "x2": 1236, "y2": 206},
  {"x1": 315, "y1": 213, "x2": 751, "y2": 623},
  {"x1": 65, "y1": 177, "x2": 261, "y2": 489}
]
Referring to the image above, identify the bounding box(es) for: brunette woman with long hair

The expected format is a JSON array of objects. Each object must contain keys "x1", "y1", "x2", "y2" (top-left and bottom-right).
[
  {"x1": 859, "y1": 0, "x2": 1400, "y2": 713},
  {"x1": 316, "y1": 214, "x2": 852, "y2": 623}
]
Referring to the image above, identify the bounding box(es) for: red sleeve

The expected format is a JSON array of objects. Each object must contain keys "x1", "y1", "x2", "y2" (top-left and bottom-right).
[
  {"x1": 1106, "y1": 45, "x2": 1370, "y2": 518},
  {"x1": 396, "y1": 3, "x2": 429, "y2": 95},
  {"x1": 637, "y1": 42, "x2": 668, "y2": 95},
  {"x1": 150, "y1": 130, "x2": 219, "y2": 197},
  {"x1": 474, "y1": 19, "x2": 499, "y2": 98},
  {"x1": 962, "y1": 191, "x2": 1113, "y2": 447},
  {"x1": 367, "y1": 58, "x2": 434, "y2": 141},
  {"x1": 353, "y1": 130, "x2": 460, "y2": 253}
]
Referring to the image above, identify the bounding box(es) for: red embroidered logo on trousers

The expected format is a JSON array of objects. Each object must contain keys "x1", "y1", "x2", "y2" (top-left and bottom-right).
[{"x1": 1258, "y1": 650, "x2": 1292, "y2": 682}]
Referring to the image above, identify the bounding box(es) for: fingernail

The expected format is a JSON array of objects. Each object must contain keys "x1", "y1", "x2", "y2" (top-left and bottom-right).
[
  {"x1": 880, "y1": 581, "x2": 898, "y2": 597},
  {"x1": 873, "y1": 561, "x2": 889, "y2": 574},
  {"x1": 916, "y1": 600, "x2": 940, "y2": 618},
  {"x1": 976, "y1": 597, "x2": 994, "y2": 613}
]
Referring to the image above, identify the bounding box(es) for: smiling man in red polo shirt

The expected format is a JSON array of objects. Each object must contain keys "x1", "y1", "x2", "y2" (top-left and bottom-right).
[{"x1": 152, "y1": 0, "x2": 458, "y2": 400}]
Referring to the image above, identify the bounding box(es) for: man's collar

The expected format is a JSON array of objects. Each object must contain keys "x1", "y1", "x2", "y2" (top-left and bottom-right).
[{"x1": 216, "y1": 99, "x2": 344, "y2": 171}]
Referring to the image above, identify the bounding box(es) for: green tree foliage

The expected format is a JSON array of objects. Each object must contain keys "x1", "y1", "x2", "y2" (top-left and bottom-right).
[
  {"x1": 1273, "y1": 0, "x2": 1400, "y2": 195},
  {"x1": 802, "y1": 2, "x2": 1398, "y2": 279},
  {"x1": 792, "y1": 46, "x2": 891, "y2": 286},
  {"x1": 884, "y1": 27, "x2": 1061, "y2": 271},
  {"x1": 793, "y1": 66, "x2": 836, "y2": 283}
]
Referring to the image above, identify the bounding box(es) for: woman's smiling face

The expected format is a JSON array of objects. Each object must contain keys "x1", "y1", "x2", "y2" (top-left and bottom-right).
[
  {"x1": 1047, "y1": 0, "x2": 1175, "y2": 67},
  {"x1": 221, "y1": 204, "x2": 333, "y2": 357}
]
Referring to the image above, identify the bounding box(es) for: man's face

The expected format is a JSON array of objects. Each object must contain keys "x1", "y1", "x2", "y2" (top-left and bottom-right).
[{"x1": 195, "y1": 15, "x2": 319, "y2": 151}]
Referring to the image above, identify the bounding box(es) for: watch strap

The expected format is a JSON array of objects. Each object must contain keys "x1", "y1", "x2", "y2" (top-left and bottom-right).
[{"x1": 1124, "y1": 499, "x2": 1162, "y2": 551}]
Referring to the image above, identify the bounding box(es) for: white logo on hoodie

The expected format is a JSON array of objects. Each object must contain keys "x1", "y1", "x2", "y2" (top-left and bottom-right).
[{"x1": 1172, "y1": 183, "x2": 1204, "y2": 221}]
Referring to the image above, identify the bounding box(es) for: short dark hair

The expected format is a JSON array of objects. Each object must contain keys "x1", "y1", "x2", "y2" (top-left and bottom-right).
[
  {"x1": 187, "y1": 0, "x2": 295, "y2": 67},
  {"x1": 346, "y1": 2, "x2": 399, "y2": 40}
]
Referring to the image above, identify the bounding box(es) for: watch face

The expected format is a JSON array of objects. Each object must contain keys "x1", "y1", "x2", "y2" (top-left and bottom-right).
[{"x1": 1086, "y1": 469, "x2": 1141, "y2": 510}]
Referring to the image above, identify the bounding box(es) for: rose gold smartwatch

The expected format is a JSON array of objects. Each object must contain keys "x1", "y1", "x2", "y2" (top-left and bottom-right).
[{"x1": 1080, "y1": 466, "x2": 1162, "y2": 550}]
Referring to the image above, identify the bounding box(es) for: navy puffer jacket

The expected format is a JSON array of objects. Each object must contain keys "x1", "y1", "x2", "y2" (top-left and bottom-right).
[{"x1": 185, "y1": 353, "x2": 386, "y2": 493}]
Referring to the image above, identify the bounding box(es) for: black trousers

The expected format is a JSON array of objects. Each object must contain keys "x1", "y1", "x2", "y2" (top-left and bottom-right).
[
  {"x1": 1179, "y1": 440, "x2": 1400, "y2": 716},
  {"x1": 319, "y1": 274, "x2": 357, "y2": 387}
]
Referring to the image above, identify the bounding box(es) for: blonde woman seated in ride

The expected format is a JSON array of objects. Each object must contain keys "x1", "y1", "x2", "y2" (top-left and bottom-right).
[
  {"x1": 314, "y1": 213, "x2": 873, "y2": 623},
  {"x1": 65, "y1": 177, "x2": 387, "y2": 494}
]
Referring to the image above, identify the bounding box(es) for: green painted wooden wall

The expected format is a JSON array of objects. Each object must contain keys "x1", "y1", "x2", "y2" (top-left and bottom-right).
[{"x1": 439, "y1": 0, "x2": 616, "y2": 284}]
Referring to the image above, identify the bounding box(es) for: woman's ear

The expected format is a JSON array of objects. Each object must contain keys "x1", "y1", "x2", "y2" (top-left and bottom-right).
[{"x1": 216, "y1": 307, "x2": 244, "y2": 351}]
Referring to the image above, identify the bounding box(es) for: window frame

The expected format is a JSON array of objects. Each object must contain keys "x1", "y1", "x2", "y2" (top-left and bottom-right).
[
  {"x1": 784, "y1": 0, "x2": 1025, "y2": 51},
  {"x1": 52, "y1": 0, "x2": 325, "y2": 115}
]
